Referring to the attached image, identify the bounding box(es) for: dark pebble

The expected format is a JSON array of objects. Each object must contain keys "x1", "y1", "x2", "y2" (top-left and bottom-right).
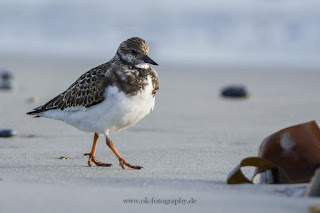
[
  {"x1": 221, "y1": 85, "x2": 248, "y2": 98},
  {"x1": 0, "y1": 129, "x2": 17, "y2": 137},
  {"x1": 0, "y1": 80, "x2": 14, "y2": 90},
  {"x1": 0, "y1": 70, "x2": 14, "y2": 80},
  {"x1": 0, "y1": 70, "x2": 13, "y2": 80}
]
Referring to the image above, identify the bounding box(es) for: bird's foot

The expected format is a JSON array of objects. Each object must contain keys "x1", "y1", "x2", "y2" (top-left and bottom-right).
[
  {"x1": 118, "y1": 158, "x2": 143, "y2": 170},
  {"x1": 84, "y1": 153, "x2": 112, "y2": 167}
]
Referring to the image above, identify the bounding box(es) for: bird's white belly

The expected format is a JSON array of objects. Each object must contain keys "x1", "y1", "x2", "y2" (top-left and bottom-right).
[{"x1": 43, "y1": 77, "x2": 155, "y2": 134}]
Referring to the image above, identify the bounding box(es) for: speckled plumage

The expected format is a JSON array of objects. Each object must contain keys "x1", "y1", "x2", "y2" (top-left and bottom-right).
[
  {"x1": 27, "y1": 37, "x2": 159, "y2": 169},
  {"x1": 29, "y1": 60, "x2": 158, "y2": 113},
  {"x1": 28, "y1": 38, "x2": 159, "y2": 113}
]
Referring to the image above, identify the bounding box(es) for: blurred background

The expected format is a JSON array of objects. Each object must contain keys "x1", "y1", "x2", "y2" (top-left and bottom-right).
[{"x1": 0, "y1": 0, "x2": 319, "y2": 67}]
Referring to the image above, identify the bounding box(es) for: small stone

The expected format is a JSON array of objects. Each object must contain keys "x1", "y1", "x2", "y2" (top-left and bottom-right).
[
  {"x1": 0, "y1": 129, "x2": 16, "y2": 137},
  {"x1": 26, "y1": 96, "x2": 39, "y2": 103},
  {"x1": 57, "y1": 157, "x2": 69, "y2": 160},
  {"x1": 0, "y1": 80, "x2": 14, "y2": 90},
  {"x1": 221, "y1": 85, "x2": 248, "y2": 98},
  {"x1": 0, "y1": 70, "x2": 14, "y2": 80}
]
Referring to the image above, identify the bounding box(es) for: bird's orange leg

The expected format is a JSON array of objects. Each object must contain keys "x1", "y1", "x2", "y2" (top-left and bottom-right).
[
  {"x1": 84, "y1": 133, "x2": 112, "y2": 167},
  {"x1": 106, "y1": 135, "x2": 142, "y2": 169}
]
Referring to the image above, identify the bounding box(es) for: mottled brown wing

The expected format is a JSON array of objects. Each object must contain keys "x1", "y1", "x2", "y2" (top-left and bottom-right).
[{"x1": 29, "y1": 65, "x2": 109, "y2": 114}]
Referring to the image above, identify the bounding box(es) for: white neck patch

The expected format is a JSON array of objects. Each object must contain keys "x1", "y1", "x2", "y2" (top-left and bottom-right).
[{"x1": 135, "y1": 63, "x2": 150, "y2": 69}]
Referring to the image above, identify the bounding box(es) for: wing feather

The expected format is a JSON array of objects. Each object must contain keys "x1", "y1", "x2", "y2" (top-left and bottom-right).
[{"x1": 27, "y1": 64, "x2": 109, "y2": 115}]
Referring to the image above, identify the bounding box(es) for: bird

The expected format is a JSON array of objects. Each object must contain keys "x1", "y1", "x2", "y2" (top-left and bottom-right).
[{"x1": 27, "y1": 37, "x2": 159, "y2": 169}]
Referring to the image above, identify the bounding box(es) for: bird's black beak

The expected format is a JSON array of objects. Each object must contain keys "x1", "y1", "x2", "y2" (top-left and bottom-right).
[{"x1": 143, "y1": 55, "x2": 158, "y2": 66}]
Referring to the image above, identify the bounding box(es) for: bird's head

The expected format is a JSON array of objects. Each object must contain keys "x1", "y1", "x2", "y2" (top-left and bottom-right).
[{"x1": 116, "y1": 37, "x2": 158, "y2": 69}]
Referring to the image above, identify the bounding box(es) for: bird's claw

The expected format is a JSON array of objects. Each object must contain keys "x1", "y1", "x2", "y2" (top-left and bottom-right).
[
  {"x1": 84, "y1": 153, "x2": 112, "y2": 167},
  {"x1": 118, "y1": 158, "x2": 142, "y2": 170}
]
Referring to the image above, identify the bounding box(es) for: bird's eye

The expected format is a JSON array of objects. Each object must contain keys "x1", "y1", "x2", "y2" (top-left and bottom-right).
[{"x1": 130, "y1": 49, "x2": 137, "y2": 54}]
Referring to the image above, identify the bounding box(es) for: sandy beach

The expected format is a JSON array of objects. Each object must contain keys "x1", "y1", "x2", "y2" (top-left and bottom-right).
[{"x1": 0, "y1": 54, "x2": 319, "y2": 212}]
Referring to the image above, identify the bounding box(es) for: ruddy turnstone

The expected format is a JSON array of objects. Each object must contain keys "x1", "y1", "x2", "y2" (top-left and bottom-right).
[{"x1": 27, "y1": 37, "x2": 159, "y2": 169}]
